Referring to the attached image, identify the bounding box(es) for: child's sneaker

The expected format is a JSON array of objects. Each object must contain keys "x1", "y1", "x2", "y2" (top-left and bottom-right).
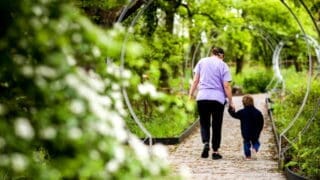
[{"x1": 251, "y1": 148, "x2": 258, "y2": 160}]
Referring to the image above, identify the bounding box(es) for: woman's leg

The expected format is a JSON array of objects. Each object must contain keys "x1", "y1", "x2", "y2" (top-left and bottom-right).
[
  {"x1": 197, "y1": 101, "x2": 211, "y2": 144},
  {"x1": 211, "y1": 101, "x2": 225, "y2": 151}
]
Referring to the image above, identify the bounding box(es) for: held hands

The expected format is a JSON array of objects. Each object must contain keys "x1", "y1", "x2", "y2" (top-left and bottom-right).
[{"x1": 228, "y1": 102, "x2": 235, "y2": 112}]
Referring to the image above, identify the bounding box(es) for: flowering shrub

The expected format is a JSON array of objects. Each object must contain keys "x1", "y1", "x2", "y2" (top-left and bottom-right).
[{"x1": 0, "y1": 0, "x2": 180, "y2": 179}]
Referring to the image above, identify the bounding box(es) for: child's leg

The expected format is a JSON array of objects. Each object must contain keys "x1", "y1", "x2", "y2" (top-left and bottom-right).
[
  {"x1": 252, "y1": 139, "x2": 260, "y2": 152},
  {"x1": 243, "y1": 139, "x2": 251, "y2": 157}
]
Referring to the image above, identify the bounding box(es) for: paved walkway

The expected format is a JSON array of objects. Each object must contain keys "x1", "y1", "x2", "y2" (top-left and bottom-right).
[{"x1": 167, "y1": 94, "x2": 286, "y2": 180}]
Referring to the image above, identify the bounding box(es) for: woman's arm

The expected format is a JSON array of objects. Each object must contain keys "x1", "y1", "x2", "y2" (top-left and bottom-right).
[
  {"x1": 223, "y1": 81, "x2": 234, "y2": 109},
  {"x1": 188, "y1": 73, "x2": 200, "y2": 100}
]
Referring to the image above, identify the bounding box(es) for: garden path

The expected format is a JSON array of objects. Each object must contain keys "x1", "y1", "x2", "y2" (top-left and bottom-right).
[{"x1": 167, "y1": 94, "x2": 286, "y2": 180}]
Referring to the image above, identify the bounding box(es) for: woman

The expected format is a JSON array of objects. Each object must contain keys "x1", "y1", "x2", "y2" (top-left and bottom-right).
[{"x1": 189, "y1": 47, "x2": 234, "y2": 160}]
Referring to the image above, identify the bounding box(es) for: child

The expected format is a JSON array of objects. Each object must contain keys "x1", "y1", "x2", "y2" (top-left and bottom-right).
[{"x1": 228, "y1": 95, "x2": 264, "y2": 160}]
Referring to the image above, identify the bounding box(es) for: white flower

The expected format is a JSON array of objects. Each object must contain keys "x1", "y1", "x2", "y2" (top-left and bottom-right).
[
  {"x1": 112, "y1": 84, "x2": 120, "y2": 91},
  {"x1": 78, "y1": 85, "x2": 96, "y2": 101},
  {"x1": 106, "y1": 160, "x2": 120, "y2": 173},
  {"x1": 70, "y1": 100, "x2": 85, "y2": 115},
  {"x1": 68, "y1": 127, "x2": 82, "y2": 140},
  {"x1": 40, "y1": 126, "x2": 57, "y2": 139},
  {"x1": 128, "y1": 137, "x2": 149, "y2": 162},
  {"x1": 89, "y1": 101, "x2": 108, "y2": 120},
  {"x1": 106, "y1": 64, "x2": 115, "y2": 74},
  {"x1": 121, "y1": 69, "x2": 131, "y2": 79},
  {"x1": 106, "y1": 63, "x2": 122, "y2": 78},
  {"x1": 151, "y1": 144, "x2": 168, "y2": 160},
  {"x1": 91, "y1": 121, "x2": 111, "y2": 136},
  {"x1": 32, "y1": 5, "x2": 42, "y2": 16},
  {"x1": 66, "y1": 55, "x2": 76, "y2": 66},
  {"x1": 113, "y1": 23, "x2": 125, "y2": 33},
  {"x1": 98, "y1": 141, "x2": 108, "y2": 152},
  {"x1": 114, "y1": 147, "x2": 125, "y2": 163},
  {"x1": 108, "y1": 112, "x2": 124, "y2": 130},
  {"x1": 147, "y1": 163, "x2": 160, "y2": 175},
  {"x1": 98, "y1": 96, "x2": 112, "y2": 107},
  {"x1": 14, "y1": 118, "x2": 34, "y2": 140},
  {"x1": 86, "y1": 70, "x2": 105, "y2": 92},
  {"x1": 35, "y1": 76, "x2": 47, "y2": 88},
  {"x1": 36, "y1": 65, "x2": 57, "y2": 79},
  {"x1": 114, "y1": 129, "x2": 127, "y2": 143},
  {"x1": 127, "y1": 26, "x2": 134, "y2": 33},
  {"x1": 157, "y1": 105, "x2": 165, "y2": 112},
  {"x1": 72, "y1": 33, "x2": 82, "y2": 43},
  {"x1": 57, "y1": 19, "x2": 69, "y2": 33},
  {"x1": 106, "y1": 112, "x2": 127, "y2": 142},
  {"x1": 110, "y1": 91, "x2": 122, "y2": 100},
  {"x1": 178, "y1": 165, "x2": 192, "y2": 179},
  {"x1": 21, "y1": 65, "x2": 34, "y2": 77},
  {"x1": 90, "y1": 150, "x2": 100, "y2": 160},
  {"x1": 92, "y1": 46, "x2": 101, "y2": 57},
  {"x1": 65, "y1": 74, "x2": 79, "y2": 87},
  {"x1": 138, "y1": 82, "x2": 158, "y2": 97},
  {"x1": 11, "y1": 153, "x2": 28, "y2": 172}
]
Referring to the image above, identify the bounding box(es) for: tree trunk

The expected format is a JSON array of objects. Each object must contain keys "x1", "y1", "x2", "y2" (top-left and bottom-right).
[
  {"x1": 159, "y1": 67, "x2": 170, "y2": 93},
  {"x1": 293, "y1": 59, "x2": 302, "y2": 72},
  {"x1": 235, "y1": 55, "x2": 244, "y2": 74},
  {"x1": 165, "y1": 9, "x2": 175, "y2": 33}
]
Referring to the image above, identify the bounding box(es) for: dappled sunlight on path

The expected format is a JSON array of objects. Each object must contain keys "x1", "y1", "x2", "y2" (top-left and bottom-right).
[{"x1": 167, "y1": 94, "x2": 285, "y2": 180}]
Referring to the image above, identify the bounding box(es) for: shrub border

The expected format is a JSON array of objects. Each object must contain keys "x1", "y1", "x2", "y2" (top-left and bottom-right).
[
  {"x1": 266, "y1": 97, "x2": 309, "y2": 180},
  {"x1": 142, "y1": 119, "x2": 199, "y2": 145}
]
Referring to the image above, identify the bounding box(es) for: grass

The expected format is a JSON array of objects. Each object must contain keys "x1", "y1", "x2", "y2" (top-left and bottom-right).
[{"x1": 124, "y1": 106, "x2": 196, "y2": 138}]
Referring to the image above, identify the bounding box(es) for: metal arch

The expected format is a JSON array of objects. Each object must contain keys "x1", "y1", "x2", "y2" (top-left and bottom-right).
[
  {"x1": 297, "y1": 34, "x2": 320, "y2": 64},
  {"x1": 277, "y1": 0, "x2": 316, "y2": 165},
  {"x1": 113, "y1": 0, "x2": 320, "y2": 151},
  {"x1": 117, "y1": 0, "x2": 155, "y2": 147},
  {"x1": 190, "y1": 42, "x2": 202, "y2": 74},
  {"x1": 270, "y1": 41, "x2": 285, "y2": 92},
  {"x1": 277, "y1": 34, "x2": 320, "y2": 153}
]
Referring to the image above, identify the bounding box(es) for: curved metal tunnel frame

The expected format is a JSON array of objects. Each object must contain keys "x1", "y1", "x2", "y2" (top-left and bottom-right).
[{"x1": 114, "y1": 0, "x2": 320, "y2": 157}]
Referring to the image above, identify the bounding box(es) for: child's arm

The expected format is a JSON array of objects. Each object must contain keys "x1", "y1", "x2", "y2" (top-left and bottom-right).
[
  {"x1": 228, "y1": 107, "x2": 240, "y2": 119},
  {"x1": 257, "y1": 111, "x2": 264, "y2": 132}
]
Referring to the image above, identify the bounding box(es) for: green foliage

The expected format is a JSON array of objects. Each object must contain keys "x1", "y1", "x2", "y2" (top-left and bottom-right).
[
  {"x1": 125, "y1": 94, "x2": 196, "y2": 138},
  {"x1": 272, "y1": 69, "x2": 320, "y2": 179},
  {"x1": 118, "y1": 25, "x2": 194, "y2": 139},
  {"x1": 231, "y1": 65, "x2": 273, "y2": 93},
  {"x1": 0, "y1": 0, "x2": 181, "y2": 179},
  {"x1": 242, "y1": 71, "x2": 273, "y2": 93}
]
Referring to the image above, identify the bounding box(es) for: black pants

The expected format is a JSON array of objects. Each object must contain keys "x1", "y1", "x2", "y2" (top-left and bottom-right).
[{"x1": 197, "y1": 100, "x2": 225, "y2": 151}]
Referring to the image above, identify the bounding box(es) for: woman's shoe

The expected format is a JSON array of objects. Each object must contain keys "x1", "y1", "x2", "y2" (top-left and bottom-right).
[
  {"x1": 212, "y1": 153, "x2": 222, "y2": 160},
  {"x1": 201, "y1": 144, "x2": 209, "y2": 158}
]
